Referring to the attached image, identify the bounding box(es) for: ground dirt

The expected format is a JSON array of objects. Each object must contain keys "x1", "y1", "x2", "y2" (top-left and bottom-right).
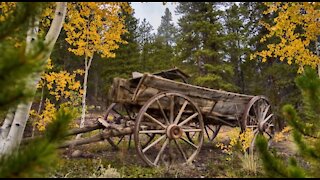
[{"x1": 47, "y1": 111, "x2": 299, "y2": 178}]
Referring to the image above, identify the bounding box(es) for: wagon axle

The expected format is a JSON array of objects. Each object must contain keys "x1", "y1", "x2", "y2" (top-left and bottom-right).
[
  {"x1": 258, "y1": 118, "x2": 272, "y2": 133},
  {"x1": 166, "y1": 124, "x2": 183, "y2": 139}
]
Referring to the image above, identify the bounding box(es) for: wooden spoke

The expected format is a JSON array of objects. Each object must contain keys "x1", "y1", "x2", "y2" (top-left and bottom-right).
[
  {"x1": 139, "y1": 130, "x2": 166, "y2": 134},
  {"x1": 246, "y1": 125, "x2": 258, "y2": 128},
  {"x1": 141, "y1": 134, "x2": 156, "y2": 149},
  {"x1": 174, "y1": 100, "x2": 189, "y2": 125},
  {"x1": 262, "y1": 105, "x2": 270, "y2": 119},
  {"x1": 154, "y1": 138, "x2": 169, "y2": 165},
  {"x1": 263, "y1": 114, "x2": 273, "y2": 123},
  {"x1": 144, "y1": 113, "x2": 166, "y2": 129},
  {"x1": 253, "y1": 102, "x2": 260, "y2": 119},
  {"x1": 183, "y1": 128, "x2": 202, "y2": 132},
  {"x1": 169, "y1": 95, "x2": 174, "y2": 124},
  {"x1": 249, "y1": 129, "x2": 259, "y2": 152},
  {"x1": 187, "y1": 151, "x2": 198, "y2": 164},
  {"x1": 178, "y1": 113, "x2": 199, "y2": 126},
  {"x1": 156, "y1": 99, "x2": 169, "y2": 125},
  {"x1": 181, "y1": 137, "x2": 199, "y2": 149},
  {"x1": 174, "y1": 139, "x2": 187, "y2": 162},
  {"x1": 142, "y1": 135, "x2": 166, "y2": 153}
]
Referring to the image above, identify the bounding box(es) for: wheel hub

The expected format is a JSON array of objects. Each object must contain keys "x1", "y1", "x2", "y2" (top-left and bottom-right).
[
  {"x1": 166, "y1": 124, "x2": 183, "y2": 139},
  {"x1": 258, "y1": 120, "x2": 268, "y2": 132}
]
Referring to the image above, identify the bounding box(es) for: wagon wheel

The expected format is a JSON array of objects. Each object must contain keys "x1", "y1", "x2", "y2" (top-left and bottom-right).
[
  {"x1": 134, "y1": 92, "x2": 204, "y2": 167},
  {"x1": 242, "y1": 96, "x2": 275, "y2": 153},
  {"x1": 104, "y1": 103, "x2": 144, "y2": 150}
]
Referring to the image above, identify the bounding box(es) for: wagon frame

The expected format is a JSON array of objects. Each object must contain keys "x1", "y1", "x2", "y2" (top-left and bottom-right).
[{"x1": 102, "y1": 68, "x2": 275, "y2": 167}]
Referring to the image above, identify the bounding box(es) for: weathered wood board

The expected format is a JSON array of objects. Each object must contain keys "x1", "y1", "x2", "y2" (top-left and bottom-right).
[{"x1": 107, "y1": 73, "x2": 255, "y2": 120}]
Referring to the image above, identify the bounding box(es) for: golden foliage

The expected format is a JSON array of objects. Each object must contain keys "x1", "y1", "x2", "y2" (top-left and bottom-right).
[
  {"x1": 64, "y1": 2, "x2": 132, "y2": 58},
  {"x1": 42, "y1": 69, "x2": 83, "y2": 101},
  {"x1": 31, "y1": 60, "x2": 83, "y2": 131},
  {"x1": 30, "y1": 99, "x2": 56, "y2": 131},
  {"x1": 251, "y1": 2, "x2": 320, "y2": 73},
  {"x1": 273, "y1": 126, "x2": 292, "y2": 142},
  {"x1": 0, "y1": 2, "x2": 16, "y2": 22},
  {"x1": 216, "y1": 128, "x2": 254, "y2": 161}
]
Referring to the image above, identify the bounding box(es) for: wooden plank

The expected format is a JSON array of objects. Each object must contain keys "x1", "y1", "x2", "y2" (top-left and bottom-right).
[{"x1": 142, "y1": 74, "x2": 253, "y2": 103}]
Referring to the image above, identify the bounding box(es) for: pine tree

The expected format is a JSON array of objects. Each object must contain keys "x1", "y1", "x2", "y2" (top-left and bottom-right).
[
  {"x1": 157, "y1": 8, "x2": 177, "y2": 46},
  {"x1": 256, "y1": 67, "x2": 320, "y2": 178},
  {"x1": 223, "y1": 3, "x2": 250, "y2": 93},
  {"x1": 175, "y1": 2, "x2": 237, "y2": 91},
  {"x1": 142, "y1": 7, "x2": 178, "y2": 72},
  {"x1": 137, "y1": 18, "x2": 154, "y2": 71}
]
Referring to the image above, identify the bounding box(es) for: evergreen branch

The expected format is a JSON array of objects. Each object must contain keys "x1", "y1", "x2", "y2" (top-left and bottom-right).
[
  {"x1": 258, "y1": 67, "x2": 320, "y2": 178},
  {"x1": 44, "y1": 107, "x2": 76, "y2": 144},
  {"x1": 0, "y1": 108, "x2": 74, "y2": 178},
  {"x1": 292, "y1": 130, "x2": 320, "y2": 160},
  {"x1": 255, "y1": 134, "x2": 292, "y2": 178},
  {"x1": 0, "y1": 40, "x2": 48, "y2": 112},
  {"x1": 287, "y1": 157, "x2": 306, "y2": 178},
  {"x1": 0, "y1": 2, "x2": 45, "y2": 40},
  {"x1": 295, "y1": 67, "x2": 320, "y2": 112},
  {"x1": 282, "y1": 105, "x2": 317, "y2": 138}
]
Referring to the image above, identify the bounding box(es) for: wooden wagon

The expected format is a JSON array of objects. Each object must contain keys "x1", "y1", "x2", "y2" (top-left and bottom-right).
[{"x1": 100, "y1": 68, "x2": 275, "y2": 167}]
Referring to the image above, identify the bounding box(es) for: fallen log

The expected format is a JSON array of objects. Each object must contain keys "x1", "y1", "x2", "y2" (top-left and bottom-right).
[
  {"x1": 66, "y1": 123, "x2": 103, "y2": 136},
  {"x1": 58, "y1": 126, "x2": 134, "y2": 148},
  {"x1": 22, "y1": 122, "x2": 104, "y2": 145}
]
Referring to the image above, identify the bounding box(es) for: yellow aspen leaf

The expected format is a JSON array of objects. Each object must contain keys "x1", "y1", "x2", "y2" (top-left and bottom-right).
[{"x1": 252, "y1": 2, "x2": 320, "y2": 73}]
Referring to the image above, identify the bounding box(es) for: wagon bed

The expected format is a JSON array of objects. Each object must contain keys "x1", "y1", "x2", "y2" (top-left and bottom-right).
[{"x1": 108, "y1": 68, "x2": 254, "y2": 123}]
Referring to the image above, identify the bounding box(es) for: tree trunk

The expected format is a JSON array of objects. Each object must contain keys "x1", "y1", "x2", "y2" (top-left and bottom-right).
[
  {"x1": 0, "y1": 109, "x2": 15, "y2": 141},
  {"x1": 76, "y1": 56, "x2": 93, "y2": 139},
  {"x1": 60, "y1": 126, "x2": 134, "y2": 148},
  {"x1": 0, "y1": 2, "x2": 67, "y2": 156},
  {"x1": 32, "y1": 85, "x2": 45, "y2": 137},
  {"x1": 0, "y1": 102, "x2": 33, "y2": 154},
  {"x1": 316, "y1": 41, "x2": 320, "y2": 78}
]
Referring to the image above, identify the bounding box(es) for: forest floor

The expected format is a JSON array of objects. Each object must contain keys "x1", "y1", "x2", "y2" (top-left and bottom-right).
[{"x1": 45, "y1": 111, "x2": 300, "y2": 178}]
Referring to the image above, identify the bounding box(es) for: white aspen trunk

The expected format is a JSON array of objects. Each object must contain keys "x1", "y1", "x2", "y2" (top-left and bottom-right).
[
  {"x1": 0, "y1": 15, "x2": 40, "y2": 155},
  {"x1": 0, "y1": 102, "x2": 33, "y2": 155},
  {"x1": 76, "y1": 56, "x2": 93, "y2": 140},
  {"x1": 0, "y1": 2, "x2": 67, "y2": 156},
  {"x1": 0, "y1": 109, "x2": 15, "y2": 140}
]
